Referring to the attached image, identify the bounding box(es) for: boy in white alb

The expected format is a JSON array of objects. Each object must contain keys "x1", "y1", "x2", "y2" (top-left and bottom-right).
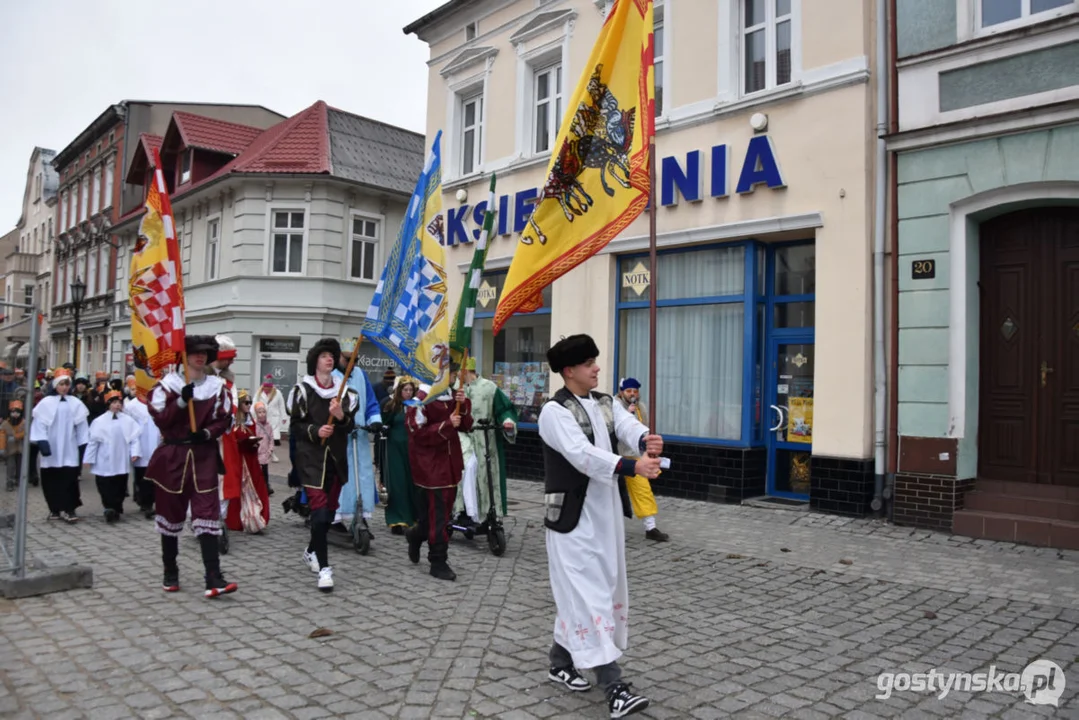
[{"x1": 85, "y1": 390, "x2": 142, "y2": 522}]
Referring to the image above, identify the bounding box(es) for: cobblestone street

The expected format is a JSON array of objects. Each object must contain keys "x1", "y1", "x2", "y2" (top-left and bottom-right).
[{"x1": 1, "y1": 473, "x2": 1078, "y2": 719}]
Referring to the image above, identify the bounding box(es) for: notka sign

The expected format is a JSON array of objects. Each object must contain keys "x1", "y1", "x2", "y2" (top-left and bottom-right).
[{"x1": 444, "y1": 135, "x2": 786, "y2": 246}]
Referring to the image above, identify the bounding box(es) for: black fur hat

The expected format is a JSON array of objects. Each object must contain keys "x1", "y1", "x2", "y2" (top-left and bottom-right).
[
  {"x1": 547, "y1": 334, "x2": 600, "y2": 373},
  {"x1": 185, "y1": 335, "x2": 219, "y2": 364},
  {"x1": 306, "y1": 338, "x2": 342, "y2": 376}
]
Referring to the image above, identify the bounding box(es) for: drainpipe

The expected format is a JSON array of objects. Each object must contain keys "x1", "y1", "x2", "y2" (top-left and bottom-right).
[
  {"x1": 871, "y1": 0, "x2": 889, "y2": 515},
  {"x1": 886, "y1": 0, "x2": 900, "y2": 522}
]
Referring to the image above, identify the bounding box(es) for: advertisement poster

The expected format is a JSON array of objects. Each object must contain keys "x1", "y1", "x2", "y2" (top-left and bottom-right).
[
  {"x1": 787, "y1": 397, "x2": 813, "y2": 444},
  {"x1": 491, "y1": 361, "x2": 550, "y2": 423}
]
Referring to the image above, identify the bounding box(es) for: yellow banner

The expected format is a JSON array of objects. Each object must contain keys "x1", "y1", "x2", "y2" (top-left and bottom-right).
[{"x1": 494, "y1": 0, "x2": 654, "y2": 334}]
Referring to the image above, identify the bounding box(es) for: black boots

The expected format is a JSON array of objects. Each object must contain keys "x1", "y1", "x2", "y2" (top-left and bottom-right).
[
  {"x1": 161, "y1": 536, "x2": 180, "y2": 592},
  {"x1": 428, "y1": 542, "x2": 456, "y2": 582},
  {"x1": 198, "y1": 533, "x2": 237, "y2": 598},
  {"x1": 406, "y1": 525, "x2": 422, "y2": 564}
]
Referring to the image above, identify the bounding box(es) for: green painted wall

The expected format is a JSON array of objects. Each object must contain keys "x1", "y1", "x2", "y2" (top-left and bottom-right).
[
  {"x1": 896, "y1": 0, "x2": 956, "y2": 57},
  {"x1": 939, "y1": 42, "x2": 1079, "y2": 112},
  {"x1": 895, "y1": 125, "x2": 1079, "y2": 459}
]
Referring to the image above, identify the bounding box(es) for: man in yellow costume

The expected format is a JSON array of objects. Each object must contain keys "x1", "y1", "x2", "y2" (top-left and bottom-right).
[{"x1": 615, "y1": 378, "x2": 668, "y2": 542}]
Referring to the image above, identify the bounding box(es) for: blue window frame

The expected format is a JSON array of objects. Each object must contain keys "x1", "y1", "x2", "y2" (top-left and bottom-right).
[
  {"x1": 472, "y1": 271, "x2": 552, "y2": 428},
  {"x1": 613, "y1": 239, "x2": 814, "y2": 447}
]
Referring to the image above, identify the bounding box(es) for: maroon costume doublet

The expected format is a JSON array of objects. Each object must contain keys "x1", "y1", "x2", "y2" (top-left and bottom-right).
[
  {"x1": 145, "y1": 372, "x2": 233, "y2": 537},
  {"x1": 407, "y1": 391, "x2": 472, "y2": 546}
]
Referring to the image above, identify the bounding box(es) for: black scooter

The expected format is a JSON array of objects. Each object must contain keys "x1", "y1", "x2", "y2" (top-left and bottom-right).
[{"x1": 448, "y1": 419, "x2": 507, "y2": 556}]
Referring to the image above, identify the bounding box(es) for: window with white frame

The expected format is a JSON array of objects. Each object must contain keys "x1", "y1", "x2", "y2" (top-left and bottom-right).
[
  {"x1": 180, "y1": 150, "x2": 193, "y2": 184},
  {"x1": 88, "y1": 251, "x2": 97, "y2": 297},
  {"x1": 978, "y1": 0, "x2": 1073, "y2": 29},
  {"x1": 271, "y1": 210, "x2": 305, "y2": 274},
  {"x1": 23, "y1": 285, "x2": 33, "y2": 316},
  {"x1": 104, "y1": 160, "x2": 115, "y2": 209},
  {"x1": 79, "y1": 177, "x2": 88, "y2": 222},
  {"x1": 655, "y1": 5, "x2": 666, "y2": 116},
  {"x1": 743, "y1": 0, "x2": 792, "y2": 95},
  {"x1": 207, "y1": 218, "x2": 220, "y2": 280},
  {"x1": 460, "y1": 94, "x2": 484, "y2": 175},
  {"x1": 64, "y1": 260, "x2": 73, "y2": 304},
  {"x1": 98, "y1": 246, "x2": 108, "y2": 294},
  {"x1": 349, "y1": 215, "x2": 380, "y2": 281},
  {"x1": 91, "y1": 166, "x2": 102, "y2": 215},
  {"x1": 533, "y1": 64, "x2": 563, "y2": 153}
]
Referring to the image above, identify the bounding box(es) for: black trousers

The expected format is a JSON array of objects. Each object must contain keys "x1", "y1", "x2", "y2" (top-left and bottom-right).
[
  {"x1": 96, "y1": 474, "x2": 127, "y2": 513},
  {"x1": 414, "y1": 486, "x2": 457, "y2": 562},
  {"x1": 41, "y1": 466, "x2": 80, "y2": 515},
  {"x1": 133, "y1": 466, "x2": 154, "y2": 509}
]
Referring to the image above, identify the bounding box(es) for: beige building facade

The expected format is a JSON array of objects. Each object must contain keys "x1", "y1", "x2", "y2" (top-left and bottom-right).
[{"x1": 407, "y1": 0, "x2": 884, "y2": 512}]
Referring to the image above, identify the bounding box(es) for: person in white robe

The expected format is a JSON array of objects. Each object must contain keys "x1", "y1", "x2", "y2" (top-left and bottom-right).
[
  {"x1": 30, "y1": 369, "x2": 90, "y2": 523},
  {"x1": 538, "y1": 334, "x2": 663, "y2": 720},
  {"x1": 85, "y1": 390, "x2": 142, "y2": 523},
  {"x1": 124, "y1": 377, "x2": 162, "y2": 518}
]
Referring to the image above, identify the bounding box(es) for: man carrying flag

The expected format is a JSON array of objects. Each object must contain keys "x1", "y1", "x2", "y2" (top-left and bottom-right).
[
  {"x1": 133, "y1": 153, "x2": 238, "y2": 598},
  {"x1": 447, "y1": 175, "x2": 519, "y2": 532},
  {"x1": 490, "y1": 1, "x2": 659, "y2": 716}
]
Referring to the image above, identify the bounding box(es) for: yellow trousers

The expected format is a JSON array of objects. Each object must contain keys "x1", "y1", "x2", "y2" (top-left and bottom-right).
[{"x1": 624, "y1": 472, "x2": 658, "y2": 518}]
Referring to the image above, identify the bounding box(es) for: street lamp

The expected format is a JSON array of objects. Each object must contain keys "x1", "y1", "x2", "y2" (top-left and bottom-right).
[{"x1": 70, "y1": 276, "x2": 86, "y2": 370}]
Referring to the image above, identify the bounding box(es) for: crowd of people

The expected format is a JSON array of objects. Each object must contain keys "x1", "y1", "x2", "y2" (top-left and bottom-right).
[{"x1": 2, "y1": 331, "x2": 667, "y2": 718}]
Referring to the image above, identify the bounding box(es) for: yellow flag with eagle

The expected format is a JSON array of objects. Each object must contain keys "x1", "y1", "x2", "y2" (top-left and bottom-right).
[{"x1": 493, "y1": 0, "x2": 654, "y2": 334}]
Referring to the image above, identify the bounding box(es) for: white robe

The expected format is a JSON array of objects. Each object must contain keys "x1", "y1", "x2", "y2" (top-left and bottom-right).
[
  {"x1": 84, "y1": 412, "x2": 141, "y2": 476},
  {"x1": 124, "y1": 397, "x2": 161, "y2": 468},
  {"x1": 538, "y1": 394, "x2": 648, "y2": 669},
  {"x1": 30, "y1": 395, "x2": 90, "y2": 469}
]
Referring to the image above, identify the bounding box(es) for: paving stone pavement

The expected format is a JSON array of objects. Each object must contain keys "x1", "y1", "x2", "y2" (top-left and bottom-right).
[{"x1": 1, "y1": 473, "x2": 1078, "y2": 719}]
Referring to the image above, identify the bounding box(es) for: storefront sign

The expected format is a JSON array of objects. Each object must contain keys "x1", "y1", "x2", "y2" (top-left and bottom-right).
[
  {"x1": 621, "y1": 262, "x2": 650, "y2": 296},
  {"x1": 447, "y1": 135, "x2": 786, "y2": 245},
  {"x1": 477, "y1": 280, "x2": 498, "y2": 308},
  {"x1": 911, "y1": 259, "x2": 936, "y2": 279},
  {"x1": 259, "y1": 337, "x2": 301, "y2": 354}
]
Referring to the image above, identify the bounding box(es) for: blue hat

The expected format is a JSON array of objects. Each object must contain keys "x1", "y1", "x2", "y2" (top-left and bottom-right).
[{"x1": 619, "y1": 377, "x2": 641, "y2": 391}]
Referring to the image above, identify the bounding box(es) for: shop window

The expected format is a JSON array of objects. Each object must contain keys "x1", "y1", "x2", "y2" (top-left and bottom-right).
[
  {"x1": 471, "y1": 272, "x2": 552, "y2": 425},
  {"x1": 616, "y1": 247, "x2": 747, "y2": 440},
  {"x1": 742, "y1": 0, "x2": 793, "y2": 95}
]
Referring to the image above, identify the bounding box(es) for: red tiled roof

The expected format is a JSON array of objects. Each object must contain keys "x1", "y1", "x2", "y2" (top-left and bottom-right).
[
  {"x1": 116, "y1": 101, "x2": 341, "y2": 227},
  {"x1": 229, "y1": 101, "x2": 331, "y2": 174},
  {"x1": 140, "y1": 133, "x2": 163, "y2": 158},
  {"x1": 170, "y1": 111, "x2": 263, "y2": 156},
  {"x1": 125, "y1": 133, "x2": 164, "y2": 184}
]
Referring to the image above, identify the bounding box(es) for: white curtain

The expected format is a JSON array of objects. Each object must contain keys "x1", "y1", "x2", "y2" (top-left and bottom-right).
[{"x1": 619, "y1": 303, "x2": 743, "y2": 440}]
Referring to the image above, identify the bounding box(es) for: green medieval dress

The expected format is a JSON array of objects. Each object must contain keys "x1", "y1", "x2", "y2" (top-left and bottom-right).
[
  {"x1": 381, "y1": 408, "x2": 420, "y2": 528},
  {"x1": 455, "y1": 376, "x2": 519, "y2": 519}
]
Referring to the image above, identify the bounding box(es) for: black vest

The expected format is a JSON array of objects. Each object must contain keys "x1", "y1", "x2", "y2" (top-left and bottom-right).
[{"x1": 541, "y1": 388, "x2": 632, "y2": 533}]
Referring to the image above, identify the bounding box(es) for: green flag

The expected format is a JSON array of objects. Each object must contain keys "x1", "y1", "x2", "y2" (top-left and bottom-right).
[{"x1": 450, "y1": 173, "x2": 497, "y2": 360}]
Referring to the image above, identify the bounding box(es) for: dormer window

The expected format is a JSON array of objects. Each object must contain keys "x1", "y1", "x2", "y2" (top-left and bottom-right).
[
  {"x1": 465, "y1": 21, "x2": 478, "y2": 40},
  {"x1": 180, "y1": 150, "x2": 193, "y2": 184}
]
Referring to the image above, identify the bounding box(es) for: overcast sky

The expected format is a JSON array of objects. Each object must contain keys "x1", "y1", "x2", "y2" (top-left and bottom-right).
[{"x1": 0, "y1": 0, "x2": 446, "y2": 230}]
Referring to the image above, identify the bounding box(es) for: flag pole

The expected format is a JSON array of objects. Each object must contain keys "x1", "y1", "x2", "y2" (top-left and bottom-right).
[
  {"x1": 647, "y1": 139, "x2": 657, "y2": 437},
  {"x1": 322, "y1": 336, "x2": 363, "y2": 445},
  {"x1": 181, "y1": 351, "x2": 197, "y2": 432}
]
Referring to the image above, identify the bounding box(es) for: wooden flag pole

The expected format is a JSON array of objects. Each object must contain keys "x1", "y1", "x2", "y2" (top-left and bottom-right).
[
  {"x1": 180, "y1": 351, "x2": 197, "y2": 432},
  {"x1": 453, "y1": 348, "x2": 469, "y2": 416},
  {"x1": 647, "y1": 139, "x2": 658, "y2": 438},
  {"x1": 322, "y1": 337, "x2": 363, "y2": 445}
]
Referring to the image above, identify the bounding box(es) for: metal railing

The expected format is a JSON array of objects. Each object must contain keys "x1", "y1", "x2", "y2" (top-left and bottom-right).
[{"x1": 0, "y1": 300, "x2": 41, "y2": 577}]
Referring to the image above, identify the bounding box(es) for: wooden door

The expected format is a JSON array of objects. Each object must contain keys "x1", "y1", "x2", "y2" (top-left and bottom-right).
[{"x1": 979, "y1": 207, "x2": 1079, "y2": 486}]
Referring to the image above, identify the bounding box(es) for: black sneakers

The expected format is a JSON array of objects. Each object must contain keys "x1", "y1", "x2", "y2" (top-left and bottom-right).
[
  {"x1": 548, "y1": 666, "x2": 592, "y2": 692},
  {"x1": 607, "y1": 683, "x2": 649, "y2": 718},
  {"x1": 645, "y1": 528, "x2": 669, "y2": 542},
  {"x1": 204, "y1": 573, "x2": 238, "y2": 598}
]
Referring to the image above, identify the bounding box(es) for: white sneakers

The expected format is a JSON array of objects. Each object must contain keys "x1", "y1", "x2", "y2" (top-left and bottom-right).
[
  {"x1": 303, "y1": 550, "x2": 319, "y2": 573},
  {"x1": 318, "y1": 566, "x2": 334, "y2": 592}
]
